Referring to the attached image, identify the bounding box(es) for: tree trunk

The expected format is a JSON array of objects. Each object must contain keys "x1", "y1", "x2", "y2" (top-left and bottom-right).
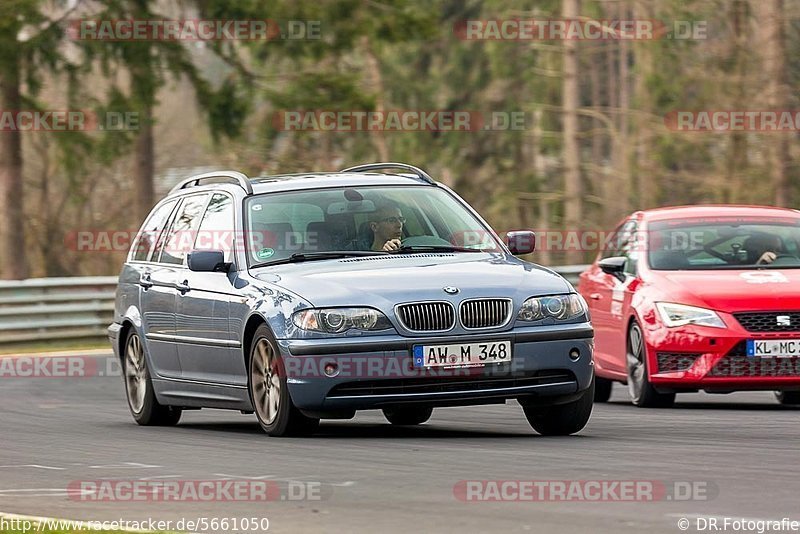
[
  {"x1": 361, "y1": 35, "x2": 389, "y2": 161},
  {"x1": 135, "y1": 103, "x2": 155, "y2": 223},
  {"x1": 617, "y1": 1, "x2": 631, "y2": 215},
  {"x1": 760, "y1": 0, "x2": 790, "y2": 206},
  {"x1": 562, "y1": 0, "x2": 582, "y2": 265},
  {"x1": 632, "y1": 1, "x2": 654, "y2": 209},
  {"x1": 603, "y1": 9, "x2": 620, "y2": 226},
  {"x1": 725, "y1": 0, "x2": 748, "y2": 204},
  {"x1": 0, "y1": 55, "x2": 28, "y2": 279}
]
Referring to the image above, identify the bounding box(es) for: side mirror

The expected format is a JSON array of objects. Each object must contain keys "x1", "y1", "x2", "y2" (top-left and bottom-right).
[
  {"x1": 505, "y1": 231, "x2": 536, "y2": 255},
  {"x1": 188, "y1": 250, "x2": 230, "y2": 273},
  {"x1": 598, "y1": 256, "x2": 627, "y2": 281}
]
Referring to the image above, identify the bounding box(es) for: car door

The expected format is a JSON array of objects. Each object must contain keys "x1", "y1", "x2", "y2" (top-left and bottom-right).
[
  {"x1": 144, "y1": 193, "x2": 210, "y2": 378},
  {"x1": 587, "y1": 219, "x2": 638, "y2": 377},
  {"x1": 175, "y1": 192, "x2": 247, "y2": 385},
  {"x1": 134, "y1": 198, "x2": 182, "y2": 378}
]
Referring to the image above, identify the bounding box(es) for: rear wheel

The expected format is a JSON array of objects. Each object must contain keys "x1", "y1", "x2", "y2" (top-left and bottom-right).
[
  {"x1": 775, "y1": 391, "x2": 800, "y2": 406},
  {"x1": 594, "y1": 376, "x2": 613, "y2": 403},
  {"x1": 123, "y1": 330, "x2": 182, "y2": 426},
  {"x1": 248, "y1": 324, "x2": 319, "y2": 437},
  {"x1": 383, "y1": 406, "x2": 433, "y2": 425},
  {"x1": 627, "y1": 322, "x2": 675, "y2": 408},
  {"x1": 522, "y1": 379, "x2": 594, "y2": 436}
]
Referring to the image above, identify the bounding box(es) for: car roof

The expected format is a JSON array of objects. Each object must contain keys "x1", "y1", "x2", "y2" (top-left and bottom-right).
[
  {"x1": 167, "y1": 170, "x2": 437, "y2": 199},
  {"x1": 640, "y1": 204, "x2": 800, "y2": 222},
  {"x1": 249, "y1": 172, "x2": 434, "y2": 194}
]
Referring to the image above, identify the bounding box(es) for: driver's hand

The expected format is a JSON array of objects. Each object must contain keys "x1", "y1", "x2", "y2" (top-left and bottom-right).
[
  {"x1": 382, "y1": 239, "x2": 402, "y2": 252},
  {"x1": 757, "y1": 251, "x2": 777, "y2": 264}
]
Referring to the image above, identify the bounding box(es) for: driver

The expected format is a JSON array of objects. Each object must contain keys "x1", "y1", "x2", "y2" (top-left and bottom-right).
[
  {"x1": 744, "y1": 234, "x2": 784, "y2": 265},
  {"x1": 369, "y1": 202, "x2": 405, "y2": 251}
]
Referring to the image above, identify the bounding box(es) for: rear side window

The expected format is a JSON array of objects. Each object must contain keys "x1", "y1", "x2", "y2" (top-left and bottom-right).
[
  {"x1": 158, "y1": 194, "x2": 209, "y2": 265},
  {"x1": 194, "y1": 193, "x2": 235, "y2": 262},
  {"x1": 131, "y1": 200, "x2": 177, "y2": 262}
]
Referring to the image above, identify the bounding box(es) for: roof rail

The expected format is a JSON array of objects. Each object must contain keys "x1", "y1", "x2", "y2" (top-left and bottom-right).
[
  {"x1": 340, "y1": 162, "x2": 436, "y2": 185},
  {"x1": 169, "y1": 170, "x2": 253, "y2": 195}
]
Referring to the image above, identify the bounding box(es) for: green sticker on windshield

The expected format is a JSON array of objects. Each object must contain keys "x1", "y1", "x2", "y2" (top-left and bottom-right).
[{"x1": 256, "y1": 248, "x2": 275, "y2": 260}]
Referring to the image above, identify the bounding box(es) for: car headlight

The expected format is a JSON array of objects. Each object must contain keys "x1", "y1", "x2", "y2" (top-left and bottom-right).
[
  {"x1": 655, "y1": 302, "x2": 726, "y2": 328},
  {"x1": 517, "y1": 294, "x2": 586, "y2": 322},
  {"x1": 292, "y1": 307, "x2": 392, "y2": 333}
]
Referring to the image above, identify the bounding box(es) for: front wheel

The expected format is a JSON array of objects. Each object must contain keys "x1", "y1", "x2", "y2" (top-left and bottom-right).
[
  {"x1": 775, "y1": 391, "x2": 800, "y2": 406},
  {"x1": 383, "y1": 406, "x2": 433, "y2": 425},
  {"x1": 627, "y1": 321, "x2": 675, "y2": 408},
  {"x1": 248, "y1": 324, "x2": 319, "y2": 437},
  {"x1": 123, "y1": 330, "x2": 182, "y2": 426},
  {"x1": 522, "y1": 380, "x2": 594, "y2": 436}
]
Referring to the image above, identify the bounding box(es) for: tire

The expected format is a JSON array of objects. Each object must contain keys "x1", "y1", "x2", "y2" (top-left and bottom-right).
[
  {"x1": 123, "y1": 329, "x2": 182, "y2": 426},
  {"x1": 522, "y1": 379, "x2": 594, "y2": 436},
  {"x1": 626, "y1": 321, "x2": 675, "y2": 408},
  {"x1": 383, "y1": 406, "x2": 433, "y2": 425},
  {"x1": 248, "y1": 324, "x2": 320, "y2": 437},
  {"x1": 594, "y1": 376, "x2": 613, "y2": 403},
  {"x1": 775, "y1": 391, "x2": 800, "y2": 406}
]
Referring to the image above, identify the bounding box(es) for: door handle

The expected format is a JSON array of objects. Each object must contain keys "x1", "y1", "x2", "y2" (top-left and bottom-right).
[
  {"x1": 140, "y1": 273, "x2": 153, "y2": 289},
  {"x1": 176, "y1": 280, "x2": 191, "y2": 294},
  {"x1": 589, "y1": 293, "x2": 602, "y2": 300}
]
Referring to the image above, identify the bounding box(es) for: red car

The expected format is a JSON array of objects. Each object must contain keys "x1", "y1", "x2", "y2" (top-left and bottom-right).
[{"x1": 579, "y1": 205, "x2": 800, "y2": 407}]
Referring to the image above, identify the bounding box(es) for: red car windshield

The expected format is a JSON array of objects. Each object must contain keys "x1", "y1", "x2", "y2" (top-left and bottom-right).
[{"x1": 647, "y1": 217, "x2": 800, "y2": 270}]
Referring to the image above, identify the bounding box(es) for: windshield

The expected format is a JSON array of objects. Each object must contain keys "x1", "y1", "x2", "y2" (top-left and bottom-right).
[
  {"x1": 244, "y1": 185, "x2": 502, "y2": 265},
  {"x1": 647, "y1": 217, "x2": 800, "y2": 270}
]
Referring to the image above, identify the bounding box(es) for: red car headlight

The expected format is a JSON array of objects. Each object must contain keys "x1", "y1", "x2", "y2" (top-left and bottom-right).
[{"x1": 655, "y1": 302, "x2": 726, "y2": 329}]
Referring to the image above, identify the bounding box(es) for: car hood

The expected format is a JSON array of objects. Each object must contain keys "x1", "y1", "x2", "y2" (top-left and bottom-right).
[
  {"x1": 650, "y1": 269, "x2": 800, "y2": 312},
  {"x1": 252, "y1": 253, "x2": 572, "y2": 308}
]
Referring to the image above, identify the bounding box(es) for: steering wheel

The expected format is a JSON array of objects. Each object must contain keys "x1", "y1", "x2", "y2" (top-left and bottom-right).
[{"x1": 399, "y1": 235, "x2": 454, "y2": 248}]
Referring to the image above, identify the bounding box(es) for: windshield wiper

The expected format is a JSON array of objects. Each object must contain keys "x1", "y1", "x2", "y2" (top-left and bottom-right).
[
  {"x1": 251, "y1": 251, "x2": 389, "y2": 268},
  {"x1": 394, "y1": 245, "x2": 485, "y2": 253}
]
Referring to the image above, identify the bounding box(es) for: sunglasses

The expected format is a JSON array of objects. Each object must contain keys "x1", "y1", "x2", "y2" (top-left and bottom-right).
[{"x1": 378, "y1": 216, "x2": 406, "y2": 224}]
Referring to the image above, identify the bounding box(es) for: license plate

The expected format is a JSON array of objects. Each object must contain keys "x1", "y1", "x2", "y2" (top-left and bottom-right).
[
  {"x1": 412, "y1": 341, "x2": 512, "y2": 368},
  {"x1": 746, "y1": 339, "x2": 800, "y2": 358}
]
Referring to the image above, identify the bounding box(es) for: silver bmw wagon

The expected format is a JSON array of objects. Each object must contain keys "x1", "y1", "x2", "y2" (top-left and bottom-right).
[{"x1": 109, "y1": 163, "x2": 595, "y2": 436}]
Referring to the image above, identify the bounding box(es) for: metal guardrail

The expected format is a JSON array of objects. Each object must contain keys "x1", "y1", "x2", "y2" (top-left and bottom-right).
[
  {"x1": 0, "y1": 277, "x2": 118, "y2": 344},
  {"x1": 0, "y1": 266, "x2": 589, "y2": 347}
]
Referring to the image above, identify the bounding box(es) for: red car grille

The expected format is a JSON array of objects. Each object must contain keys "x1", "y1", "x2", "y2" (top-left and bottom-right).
[
  {"x1": 733, "y1": 311, "x2": 800, "y2": 332},
  {"x1": 709, "y1": 342, "x2": 800, "y2": 377},
  {"x1": 656, "y1": 352, "x2": 701, "y2": 372}
]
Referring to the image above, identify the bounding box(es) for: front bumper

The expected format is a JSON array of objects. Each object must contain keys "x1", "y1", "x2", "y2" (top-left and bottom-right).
[
  {"x1": 278, "y1": 323, "x2": 594, "y2": 411},
  {"x1": 645, "y1": 320, "x2": 800, "y2": 390}
]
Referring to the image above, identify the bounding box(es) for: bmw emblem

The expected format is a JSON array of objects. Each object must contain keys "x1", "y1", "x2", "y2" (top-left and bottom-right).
[{"x1": 443, "y1": 286, "x2": 459, "y2": 295}]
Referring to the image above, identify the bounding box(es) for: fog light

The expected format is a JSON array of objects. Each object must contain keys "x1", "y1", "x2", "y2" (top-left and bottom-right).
[
  {"x1": 323, "y1": 363, "x2": 339, "y2": 377},
  {"x1": 569, "y1": 348, "x2": 581, "y2": 361}
]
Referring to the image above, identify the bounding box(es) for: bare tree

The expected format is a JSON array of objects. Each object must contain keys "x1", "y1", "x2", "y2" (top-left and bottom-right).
[
  {"x1": 562, "y1": 0, "x2": 582, "y2": 264},
  {"x1": 759, "y1": 0, "x2": 791, "y2": 206}
]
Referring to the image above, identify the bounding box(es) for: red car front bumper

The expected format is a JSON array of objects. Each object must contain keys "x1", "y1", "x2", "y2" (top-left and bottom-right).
[{"x1": 644, "y1": 312, "x2": 800, "y2": 390}]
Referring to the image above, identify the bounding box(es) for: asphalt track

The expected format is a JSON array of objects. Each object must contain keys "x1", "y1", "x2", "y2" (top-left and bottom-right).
[{"x1": 1, "y1": 353, "x2": 798, "y2": 533}]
